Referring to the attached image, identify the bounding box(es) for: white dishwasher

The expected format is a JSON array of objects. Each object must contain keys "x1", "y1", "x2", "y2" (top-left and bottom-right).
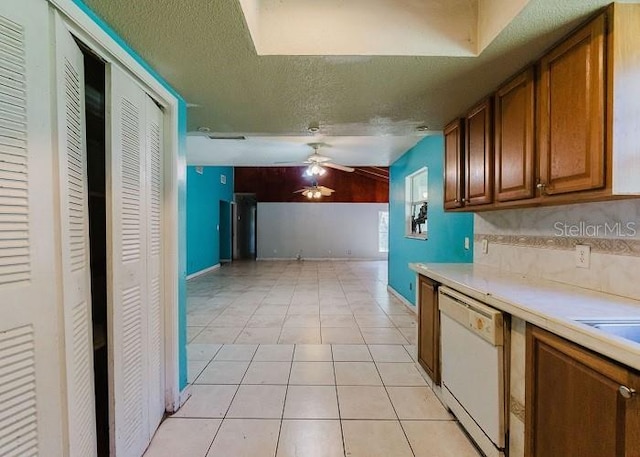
[{"x1": 439, "y1": 286, "x2": 508, "y2": 457}]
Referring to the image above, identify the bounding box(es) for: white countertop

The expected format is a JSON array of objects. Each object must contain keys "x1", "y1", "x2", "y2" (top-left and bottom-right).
[{"x1": 410, "y1": 262, "x2": 640, "y2": 371}]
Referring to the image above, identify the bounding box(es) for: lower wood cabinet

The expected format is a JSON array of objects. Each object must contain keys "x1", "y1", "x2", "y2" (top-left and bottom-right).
[
  {"x1": 418, "y1": 275, "x2": 440, "y2": 385},
  {"x1": 525, "y1": 325, "x2": 640, "y2": 457}
]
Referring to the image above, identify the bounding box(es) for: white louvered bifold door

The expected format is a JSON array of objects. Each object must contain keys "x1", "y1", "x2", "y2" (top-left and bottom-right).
[
  {"x1": 53, "y1": 15, "x2": 97, "y2": 457},
  {"x1": 0, "y1": 0, "x2": 65, "y2": 456},
  {"x1": 145, "y1": 96, "x2": 164, "y2": 434},
  {"x1": 108, "y1": 65, "x2": 149, "y2": 457}
]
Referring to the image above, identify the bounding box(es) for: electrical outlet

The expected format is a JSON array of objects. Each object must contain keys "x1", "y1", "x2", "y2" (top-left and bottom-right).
[
  {"x1": 575, "y1": 244, "x2": 591, "y2": 268},
  {"x1": 482, "y1": 239, "x2": 489, "y2": 254},
  {"x1": 464, "y1": 237, "x2": 470, "y2": 250}
]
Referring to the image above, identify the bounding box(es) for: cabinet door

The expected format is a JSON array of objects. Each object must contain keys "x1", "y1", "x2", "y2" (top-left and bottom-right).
[
  {"x1": 495, "y1": 68, "x2": 535, "y2": 202},
  {"x1": 525, "y1": 325, "x2": 640, "y2": 457},
  {"x1": 465, "y1": 99, "x2": 493, "y2": 206},
  {"x1": 443, "y1": 119, "x2": 464, "y2": 209},
  {"x1": 538, "y1": 14, "x2": 606, "y2": 195},
  {"x1": 418, "y1": 276, "x2": 440, "y2": 385}
]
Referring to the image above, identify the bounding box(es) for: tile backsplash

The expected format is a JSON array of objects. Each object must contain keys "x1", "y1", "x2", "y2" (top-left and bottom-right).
[{"x1": 474, "y1": 200, "x2": 640, "y2": 300}]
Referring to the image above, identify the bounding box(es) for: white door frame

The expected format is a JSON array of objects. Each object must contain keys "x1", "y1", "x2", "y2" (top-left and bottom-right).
[{"x1": 47, "y1": 0, "x2": 182, "y2": 412}]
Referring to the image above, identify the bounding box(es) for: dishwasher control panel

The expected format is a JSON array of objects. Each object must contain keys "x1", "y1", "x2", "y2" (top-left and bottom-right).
[
  {"x1": 469, "y1": 311, "x2": 495, "y2": 341},
  {"x1": 439, "y1": 287, "x2": 504, "y2": 346}
]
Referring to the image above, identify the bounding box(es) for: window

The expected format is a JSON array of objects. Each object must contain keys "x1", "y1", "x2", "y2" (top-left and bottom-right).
[
  {"x1": 378, "y1": 211, "x2": 389, "y2": 253},
  {"x1": 405, "y1": 167, "x2": 428, "y2": 239}
]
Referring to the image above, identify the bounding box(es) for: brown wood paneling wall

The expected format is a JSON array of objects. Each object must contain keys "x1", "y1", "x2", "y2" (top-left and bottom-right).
[{"x1": 234, "y1": 167, "x2": 389, "y2": 203}]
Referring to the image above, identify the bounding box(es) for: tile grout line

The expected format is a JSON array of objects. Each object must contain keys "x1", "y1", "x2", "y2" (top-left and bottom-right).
[
  {"x1": 272, "y1": 344, "x2": 295, "y2": 457},
  {"x1": 189, "y1": 343, "x2": 224, "y2": 385},
  {"x1": 331, "y1": 344, "x2": 349, "y2": 457},
  {"x1": 367, "y1": 343, "x2": 418, "y2": 457}
]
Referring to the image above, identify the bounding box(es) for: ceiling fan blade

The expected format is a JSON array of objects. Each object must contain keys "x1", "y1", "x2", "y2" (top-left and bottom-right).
[
  {"x1": 324, "y1": 162, "x2": 354, "y2": 172},
  {"x1": 318, "y1": 186, "x2": 335, "y2": 193},
  {"x1": 293, "y1": 188, "x2": 307, "y2": 193},
  {"x1": 274, "y1": 161, "x2": 301, "y2": 165},
  {"x1": 308, "y1": 154, "x2": 332, "y2": 163}
]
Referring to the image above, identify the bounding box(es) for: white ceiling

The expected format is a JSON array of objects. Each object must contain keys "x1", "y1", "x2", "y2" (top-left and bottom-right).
[
  {"x1": 187, "y1": 134, "x2": 430, "y2": 166},
  {"x1": 240, "y1": 0, "x2": 529, "y2": 57}
]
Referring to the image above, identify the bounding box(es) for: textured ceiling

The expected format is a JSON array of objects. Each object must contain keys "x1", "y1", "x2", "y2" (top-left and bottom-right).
[{"x1": 83, "y1": 0, "x2": 625, "y2": 164}]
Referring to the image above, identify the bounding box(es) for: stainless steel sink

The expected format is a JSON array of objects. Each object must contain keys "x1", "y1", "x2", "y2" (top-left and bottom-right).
[{"x1": 579, "y1": 321, "x2": 640, "y2": 344}]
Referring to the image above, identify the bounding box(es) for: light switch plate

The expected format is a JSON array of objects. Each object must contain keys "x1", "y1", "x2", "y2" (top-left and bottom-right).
[
  {"x1": 464, "y1": 237, "x2": 470, "y2": 250},
  {"x1": 575, "y1": 244, "x2": 591, "y2": 268},
  {"x1": 482, "y1": 239, "x2": 489, "y2": 254}
]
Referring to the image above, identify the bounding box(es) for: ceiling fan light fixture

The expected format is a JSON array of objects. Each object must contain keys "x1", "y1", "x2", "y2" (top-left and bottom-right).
[
  {"x1": 305, "y1": 163, "x2": 326, "y2": 176},
  {"x1": 313, "y1": 191, "x2": 322, "y2": 199}
]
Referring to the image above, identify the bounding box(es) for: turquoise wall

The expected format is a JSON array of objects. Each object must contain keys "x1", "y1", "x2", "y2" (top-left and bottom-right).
[
  {"x1": 389, "y1": 136, "x2": 474, "y2": 305},
  {"x1": 187, "y1": 166, "x2": 235, "y2": 275},
  {"x1": 73, "y1": 1, "x2": 189, "y2": 389}
]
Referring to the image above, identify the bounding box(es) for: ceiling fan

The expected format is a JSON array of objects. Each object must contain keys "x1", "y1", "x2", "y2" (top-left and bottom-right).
[
  {"x1": 294, "y1": 182, "x2": 335, "y2": 199},
  {"x1": 279, "y1": 143, "x2": 355, "y2": 176}
]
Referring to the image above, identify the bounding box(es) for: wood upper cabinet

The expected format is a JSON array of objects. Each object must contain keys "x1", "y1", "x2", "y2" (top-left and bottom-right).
[
  {"x1": 538, "y1": 14, "x2": 606, "y2": 196},
  {"x1": 418, "y1": 275, "x2": 440, "y2": 385},
  {"x1": 525, "y1": 325, "x2": 640, "y2": 457},
  {"x1": 494, "y1": 68, "x2": 535, "y2": 202},
  {"x1": 443, "y1": 119, "x2": 464, "y2": 209},
  {"x1": 465, "y1": 98, "x2": 493, "y2": 206}
]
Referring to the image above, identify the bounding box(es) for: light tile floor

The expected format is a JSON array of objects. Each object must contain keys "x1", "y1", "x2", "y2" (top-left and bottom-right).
[{"x1": 144, "y1": 261, "x2": 481, "y2": 457}]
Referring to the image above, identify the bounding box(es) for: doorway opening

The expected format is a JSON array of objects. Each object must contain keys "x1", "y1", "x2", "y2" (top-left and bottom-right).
[
  {"x1": 219, "y1": 200, "x2": 232, "y2": 263},
  {"x1": 78, "y1": 41, "x2": 109, "y2": 457},
  {"x1": 233, "y1": 194, "x2": 257, "y2": 260}
]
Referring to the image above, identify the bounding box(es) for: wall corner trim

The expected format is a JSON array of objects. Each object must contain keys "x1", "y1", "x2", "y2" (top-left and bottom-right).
[
  {"x1": 387, "y1": 285, "x2": 417, "y2": 315},
  {"x1": 170, "y1": 384, "x2": 192, "y2": 414},
  {"x1": 186, "y1": 263, "x2": 221, "y2": 280}
]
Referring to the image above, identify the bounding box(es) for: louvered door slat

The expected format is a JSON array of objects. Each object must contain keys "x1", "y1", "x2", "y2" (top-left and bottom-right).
[
  {"x1": 0, "y1": 9, "x2": 28, "y2": 289},
  {"x1": 54, "y1": 15, "x2": 96, "y2": 457},
  {"x1": 0, "y1": 325, "x2": 37, "y2": 457}
]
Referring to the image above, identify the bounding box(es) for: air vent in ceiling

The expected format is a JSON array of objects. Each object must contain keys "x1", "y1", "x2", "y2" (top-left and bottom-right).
[{"x1": 208, "y1": 135, "x2": 246, "y2": 140}]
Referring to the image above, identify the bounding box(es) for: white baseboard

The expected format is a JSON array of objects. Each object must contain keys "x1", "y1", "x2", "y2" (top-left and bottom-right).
[
  {"x1": 186, "y1": 263, "x2": 220, "y2": 280},
  {"x1": 387, "y1": 285, "x2": 417, "y2": 315}
]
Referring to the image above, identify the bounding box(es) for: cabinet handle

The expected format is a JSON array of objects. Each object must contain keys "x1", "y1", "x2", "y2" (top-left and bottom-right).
[
  {"x1": 536, "y1": 182, "x2": 548, "y2": 196},
  {"x1": 619, "y1": 386, "x2": 636, "y2": 399}
]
